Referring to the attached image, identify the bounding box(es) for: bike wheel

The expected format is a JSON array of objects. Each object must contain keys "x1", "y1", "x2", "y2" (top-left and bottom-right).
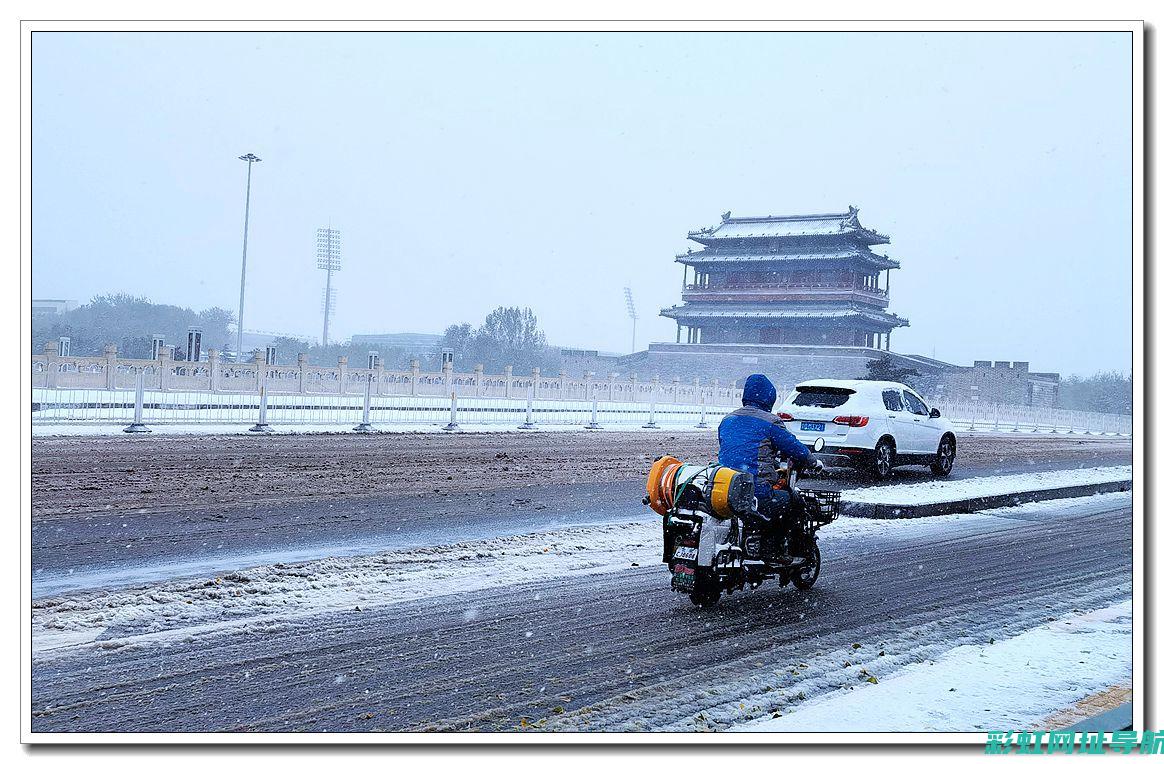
[
  {"x1": 792, "y1": 541, "x2": 821, "y2": 591},
  {"x1": 690, "y1": 570, "x2": 722, "y2": 608}
]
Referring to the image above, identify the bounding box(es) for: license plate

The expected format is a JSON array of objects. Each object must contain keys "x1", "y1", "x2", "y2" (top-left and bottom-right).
[
  {"x1": 800, "y1": 421, "x2": 825, "y2": 432},
  {"x1": 673, "y1": 546, "x2": 698, "y2": 561}
]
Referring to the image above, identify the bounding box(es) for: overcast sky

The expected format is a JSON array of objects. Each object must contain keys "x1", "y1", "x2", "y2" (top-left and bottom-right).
[{"x1": 32, "y1": 31, "x2": 1132, "y2": 375}]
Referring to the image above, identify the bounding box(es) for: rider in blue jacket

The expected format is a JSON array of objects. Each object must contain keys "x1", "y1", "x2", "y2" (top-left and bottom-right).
[{"x1": 718, "y1": 373, "x2": 816, "y2": 529}]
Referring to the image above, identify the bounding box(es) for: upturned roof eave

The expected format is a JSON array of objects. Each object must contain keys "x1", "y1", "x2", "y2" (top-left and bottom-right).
[
  {"x1": 660, "y1": 305, "x2": 910, "y2": 328},
  {"x1": 675, "y1": 251, "x2": 901, "y2": 269}
]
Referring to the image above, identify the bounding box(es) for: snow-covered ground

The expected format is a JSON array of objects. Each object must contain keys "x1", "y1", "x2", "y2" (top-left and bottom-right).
[
  {"x1": 733, "y1": 600, "x2": 1132, "y2": 733},
  {"x1": 844, "y1": 465, "x2": 1132, "y2": 507}
]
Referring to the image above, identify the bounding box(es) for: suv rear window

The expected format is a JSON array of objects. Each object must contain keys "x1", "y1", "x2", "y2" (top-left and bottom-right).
[{"x1": 792, "y1": 387, "x2": 853, "y2": 409}]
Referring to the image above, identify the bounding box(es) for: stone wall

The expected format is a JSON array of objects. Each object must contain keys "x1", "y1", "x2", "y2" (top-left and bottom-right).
[{"x1": 620, "y1": 344, "x2": 1060, "y2": 408}]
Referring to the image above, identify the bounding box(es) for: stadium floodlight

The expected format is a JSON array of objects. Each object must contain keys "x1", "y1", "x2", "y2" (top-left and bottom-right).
[
  {"x1": 235, "y1": 153, "x2": 262, "y2": 363},
  {"x1": 316, "y1": 228, "x2": 342, "y2": 270},
  {"x1": 624, "y1": 287, "x2": 638, "y2": 353},
  {"x1": 316, "y1": 227, "x2": 342, "y2": 346}
]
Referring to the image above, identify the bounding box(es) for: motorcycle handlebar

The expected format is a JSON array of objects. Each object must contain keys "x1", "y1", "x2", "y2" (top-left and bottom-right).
[{"x1": 785, "y1": 462, "x2": 828, "y2": 481}]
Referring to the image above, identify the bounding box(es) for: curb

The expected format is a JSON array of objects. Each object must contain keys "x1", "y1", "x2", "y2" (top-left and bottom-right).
[
  {"x1": 841, "y1": 479, "x2": 1132, "y2": 519},
  {"x1": 1063, "y1": 702, "x2": 1133, "y2": 732}
]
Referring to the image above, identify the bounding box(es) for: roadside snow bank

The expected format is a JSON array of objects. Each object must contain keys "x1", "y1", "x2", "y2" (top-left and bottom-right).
[
  {"x1": 733, "y1": 600, "x2": 1132, "y2": 733},
  {"x1": 844, "y1": 466, "x2": 1132, "y2": 507},
  {"x1": 824, "y1": 492, "x2": 1127, "y2": 544},
  {"x1": 31, "y1": 519, "x2": 660, "y2": 659}
]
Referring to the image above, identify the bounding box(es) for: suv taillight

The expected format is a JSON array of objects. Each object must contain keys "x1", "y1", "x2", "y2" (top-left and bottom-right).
[
  {"x1": 777, "y1": 411, "x2": 793, "y2": 421},
  {"x1": 833, "y1": 415, "x2": 869, "y2": 427}
]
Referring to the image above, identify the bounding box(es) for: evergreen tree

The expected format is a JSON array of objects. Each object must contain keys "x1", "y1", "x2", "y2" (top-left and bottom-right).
[
  {"x1": 440, "y1": 306, "x2": 555, "y2": 373},
  {"x1": 863, "y1": 356, "x2": 920, "y2": 384},
  {"x1": 32, "y1": 293, "x2": 233, "y2": 358},
  {"x1": 1058, "y1": 371, "x2": 1132, "y2": 414}
]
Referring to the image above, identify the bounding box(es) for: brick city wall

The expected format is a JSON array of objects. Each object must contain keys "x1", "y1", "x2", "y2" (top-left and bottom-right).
[
  {"x1": 621, "y1": 343, "x2": 911, "y2": 389},
  {"x1": 933, "y1": 361, "x2": 1060, "y2": 408},
  {"x1": 621, "y1": 345, "x2": 1059, "y2": 407}
]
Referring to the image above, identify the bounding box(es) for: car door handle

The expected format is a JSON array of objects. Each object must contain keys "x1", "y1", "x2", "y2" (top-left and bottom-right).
[{"x1": 888, "y1": 414, "x2": 897, "y2": 419}]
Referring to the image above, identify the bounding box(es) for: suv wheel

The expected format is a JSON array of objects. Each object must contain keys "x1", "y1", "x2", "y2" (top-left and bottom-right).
[
  {"x1": 931, "y1": 434, "x2": 956, "y2": 476},
  {"x1": 868, "y1": 438, "x2": 895, "y2": 481}
]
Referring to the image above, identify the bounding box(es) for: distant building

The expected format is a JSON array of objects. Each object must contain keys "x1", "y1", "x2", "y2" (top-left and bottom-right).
[
  {"x1": 349, "y1": 333, "x2": 443, "y2": 353},
  {"x1": 629, "y1": 207, "x2": 919, "y2": 386},
  {"x1": 553, "y1": 347, "x2": 623, "y2": 376},
  {"x1": 662, "y1": 207, "x2": 908, "y2": 349},
  {"x1": 32, "y1": 299, "x2": 78, "y2": 319},
  {"x1": 617, "y1": 207, "x2": 1061, "y2": 407},
  {"x1": 233, "y1": 330, "x2": 315, "y2": 361}
]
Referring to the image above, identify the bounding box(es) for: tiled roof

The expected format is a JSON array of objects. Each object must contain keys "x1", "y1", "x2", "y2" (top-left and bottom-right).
[{"x1": 687, "y1": 206, "x2": 890, "y2": 245}]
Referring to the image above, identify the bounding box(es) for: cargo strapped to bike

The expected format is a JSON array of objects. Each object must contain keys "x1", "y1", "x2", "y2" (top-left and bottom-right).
[{"x1": 645, "y1": 456, "x2": 756, "y2": 519}]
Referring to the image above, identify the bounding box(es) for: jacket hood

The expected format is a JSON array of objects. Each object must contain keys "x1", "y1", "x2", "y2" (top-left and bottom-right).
[{"x1": 741, "y1": 373, "x2": 778, "y2": 412}]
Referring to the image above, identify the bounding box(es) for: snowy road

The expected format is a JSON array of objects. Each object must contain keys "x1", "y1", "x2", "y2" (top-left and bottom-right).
[
  {"x1": 31, "y1": 491, "x2": 1131, "y2": 733},
  {"x1": 32, "y1": 447, "x2": 1131, "y2": 597}
]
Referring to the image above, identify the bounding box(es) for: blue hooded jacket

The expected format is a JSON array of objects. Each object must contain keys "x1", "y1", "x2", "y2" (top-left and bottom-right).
[{"x1": 717, "y1": 374, "x2": 813, "y2": 498}]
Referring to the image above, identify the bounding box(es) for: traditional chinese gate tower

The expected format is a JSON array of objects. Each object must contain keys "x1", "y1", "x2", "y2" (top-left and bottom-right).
[{"x1": 661, "y1": 207, "x2": 908, "y2": 349}]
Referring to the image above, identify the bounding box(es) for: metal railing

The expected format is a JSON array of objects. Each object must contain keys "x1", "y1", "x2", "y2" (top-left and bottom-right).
[
  {"x1": 928, "y1": 398, "x2": 1132, "y2": 436},
  {"x1": 31, "y1": 387, "x2": 731, "y2": 429},
  {"x1": 30, "y1": 385, "x2": 1131, "y2": 436}
]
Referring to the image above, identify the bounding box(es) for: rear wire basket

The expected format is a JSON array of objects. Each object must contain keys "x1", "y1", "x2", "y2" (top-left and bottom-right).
[{"x1": 799, "y1": 489, "x2": 841, "y2": 527}]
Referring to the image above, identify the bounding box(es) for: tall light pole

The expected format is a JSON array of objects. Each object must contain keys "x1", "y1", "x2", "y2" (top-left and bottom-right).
[
  {"x1": 235, "y1": 153, "x2": 261, "y2": 361},
  {"x1": 624, "y1": 286, "x2": 638, "y2": 354},
  {"x1": 316, "y1": 227, "x2": 342, "y2": 347}
]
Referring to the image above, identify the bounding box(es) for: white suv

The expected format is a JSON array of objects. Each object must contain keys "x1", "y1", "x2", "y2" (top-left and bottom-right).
[{"x1": 776, "y1": 379, "x2": 956, "y2": 480}]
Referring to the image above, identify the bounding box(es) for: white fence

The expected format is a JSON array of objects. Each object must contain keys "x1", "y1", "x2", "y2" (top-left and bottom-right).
[
  {"x1": 929, "y1": 398, "x2": 1131, "y2": 437},
  {"x1": 29, "y1": 386, "x2": 1131, "y2": 436},
  {"x1": 29, "y1": 344, "x2": 1131, "y2": 436}
]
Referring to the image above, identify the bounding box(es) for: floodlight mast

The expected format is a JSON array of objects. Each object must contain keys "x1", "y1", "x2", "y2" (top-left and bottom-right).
[
  {"x1": 235, "y1": 153, "x2": 261, "y2": 362},
  {"x1": 624, "y1": 287, "x2": 638, "y2": 354},
  {"x1": 316, "y1": 227, "x2": 342, "y2": 347}
]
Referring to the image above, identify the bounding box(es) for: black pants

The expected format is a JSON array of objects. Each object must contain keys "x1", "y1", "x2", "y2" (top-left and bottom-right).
[
  {"x1": 749, "y1": 490, "x2": 791, "y2": 524},
  {"x1": 760, "y1": 492, "x2": 806, "y2": 547}
]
